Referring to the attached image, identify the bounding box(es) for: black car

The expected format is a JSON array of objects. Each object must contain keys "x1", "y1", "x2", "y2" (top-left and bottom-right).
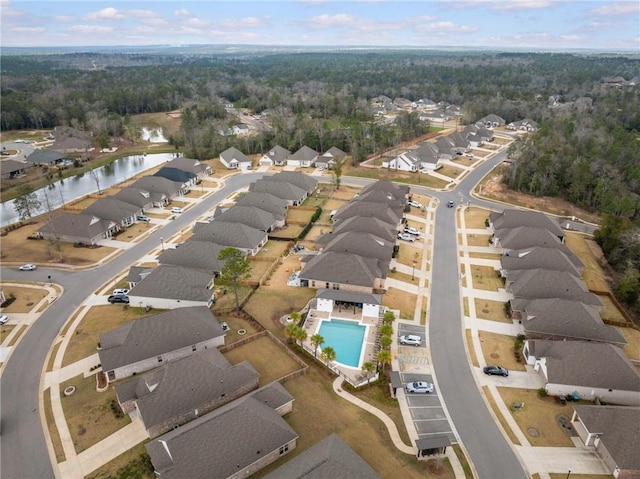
[
  {"x1": 108, "y1": 294, "x2": 130, "y2": 304},
  {"x1": 447, "y1": 200, "x2": 455, "y2": 208},
  {"x1": 483, "y1": 365, "x2": 509, "y2": 377}
]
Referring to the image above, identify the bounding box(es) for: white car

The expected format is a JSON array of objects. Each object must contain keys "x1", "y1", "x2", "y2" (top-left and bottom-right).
[
  {"x1": 18, "y1": 263, "x2": 37, "y2": 271},
  {"x1": 405, "y1": 381, "x2": 434, "y2": 394},
  {"x1": 0, "y1": 314, "x2": 9, "y2": 325},
  {"x1": 407, "y1": 200, "x2": 423, "y2": 208},
  {"x1": 400, "y1": 334, "x2": 422, "y2": 346},
  {"x1": 171, "y1": 207, "x2": 184, "y2": 214},
  {"x1": 112, "y1": 289, "x2": 129, "y2": 296},
  {"x1": 397, "y1": 233, "x2": 415, "y2": 242},
  {"x1": 404, "y1": 227, "x2": 420, "y2": 236}
]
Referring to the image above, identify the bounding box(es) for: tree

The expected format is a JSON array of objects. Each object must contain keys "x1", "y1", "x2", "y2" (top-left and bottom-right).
[
  {"x1": 379, "y1": 335, "x2": 392, "y2": 350},
  {"x1": 294, "y1": 326, "x2": 307, "y2": 347},
  {"x1": 216, "y1": 247, "x2": 251, "y2": 313},
  {"x1": 284, "y1": 322, "x2": 298, "y2": 344},
  {"x1": 14, "y1": 185, "x2": 41, "y2": 222},
  {"x1": 377, "y1": 350, "x2": 392, "y2": 372},
  {"x1": 290, "y1": 311, "x2": 301, "y2": 324},
  {"x1": 89, "y1": 168, "x2": 102, "y2": 195},
  {"x1": 321, "y1": 346, "x2": 336, "y2": 368},
  {"x1": 361, "y1": 361, "x2": 376, "y2": 384},
  {"x1": 330, "y1": 157, "x2": 345, "y2": 189},
  {"x1": 378, "y1": 324, "x2": 393, "y2": 337},
  {"x1": 382, "y1": 311, "x2": 396, "y2": 324},
  {"x1": 310, "y1": 333, "x2": 325, "y2": 359}
]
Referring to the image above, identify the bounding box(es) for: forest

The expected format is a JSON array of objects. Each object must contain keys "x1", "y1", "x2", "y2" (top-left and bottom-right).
[{"x1": 2, "y1": 48, "x2": 640, "y2": 303}]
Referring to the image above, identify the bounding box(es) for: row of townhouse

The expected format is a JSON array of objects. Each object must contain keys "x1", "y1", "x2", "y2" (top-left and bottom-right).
[
  {"x1": 298, "y1": 180, "x2": 409, "y2": 294},
  {"x1": 125, "y1": 171, "x2": 317, "y2": 310},
  {"x1": 36, "y1": 157, "x2": 211, "y2": 245},
  {"x1": 370, "y1": 95, "x2": 463, "y2": 118},
  {"x1": 219, "y1": 145, "x2": 346, "y2": 170}
]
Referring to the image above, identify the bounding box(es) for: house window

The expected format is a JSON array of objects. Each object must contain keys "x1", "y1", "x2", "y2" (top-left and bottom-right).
[
  {"x1": 311, "y1": 281, "x2": 316, "y2": 287},
  {"x1": 279, "y1": 444, "x2": 289, "y2": 455},
  {"x1": 107, "y1": 371, "x2": 115, "y2": 381},
  {"x1": 332, "y1": 283, "x2": 339, "y2": 290},
  {"x1": 157, "y1": 356, "x2": 163, "y2": 362},
  {"x1": 325, "y1": 283, "x2": 330, "y2": 289}
]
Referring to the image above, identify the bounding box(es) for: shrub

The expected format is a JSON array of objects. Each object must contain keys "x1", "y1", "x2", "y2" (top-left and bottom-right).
[{"x1": 537, "y1": 388, "x2": 547, "y2": 398}]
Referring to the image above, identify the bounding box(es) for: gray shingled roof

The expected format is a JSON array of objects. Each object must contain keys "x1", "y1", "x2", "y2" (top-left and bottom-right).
[
  {"x1": 264, "y1": 433, "x2": 381, "y2": 479},
  {"x1": 267, "y1": 171, "x2": 318, "y2": 193},
  {"x1": 324, "y1": 146, "x2": 347, "y2": 158},
  {"x1": 115, "y1": 349, "x2": 259, "y2": 434},
  {"x1": 355, "y1": 190, "x2": 406, "y2": 210},
  {"x1": 99, "y1": 306, "x2": 224, "y2": 372},
  {"x1": 529, "y1": 340, "x2": 640, "y2": 392},
  {"x1": 128, "y1": 265, "x2": 214, "y2": 302},
  {"x1": 84, "y1": 198, "x2": 141, "y2": 222},
  {"x1": 250, "y1": 381, "x2": 295, "y2": 410},
  {"x1": 316, "y1": 289, "x2": 382, "y2": 306},
  {"x1": 332, "y1": 201, "x2": 401, "y2": 225},
  {"x1": 127, "y1": 266, "x2": 153, "y2": 284},
  {"x1": 146, "y1": 396, "x2": 298, "y2": 479},
  {"x1": 130, "y1": 176, "x2": 184, "y2": 197},
  {"x1": 300, "y1": 252, "x2": 381, "y2": 288},
  {"x1": 0, "y1": 159, "x2": 31, "y2": 175},
  {"x1": 360, "y1": 180, "x2": 409, "y2": 201},
  {"x1": 192, "y1": 221, "x2": 267, "y2": 250},
  {"x1": 165, "y1": 157, "x2": 210, "y2": 175},
  {"x1": 220, "y1": 147, "x2": 250, "y2": 165},
  {"x1": 501, "y1": 247, "x2": 582, "y2": 277},
  {"x1": 26, "y1": 149, "x2": 66, "y2": 165},
  {"x1": 214, "y1": 205, "x2": 277, "y2": 231},
  {"x1": 509, "y1": 269, "x2": 603, "y2": 307},
  {"x1": 37, "y1": 213, "x2": 116, "y2": 241},
  {"x1": 522, "y1": 298, "x2": 626, "y2": 344},
  {"x1": 154, "y1": 167, "x2": 196, "y2": 184},
  {"x1": 331, "y1": 216, "x2": 397, "y2": 242},
  {"x1": 499, "y1": 231, "x2": 583, "y2": 268},
  {"x1": 114, "y1": 186, "x2": 155, "y2": 209},
  {"x1": 263, "y1": 145, "x2": 291, "y2": 164},
  {"x1": 490, "y1": 209, "x2": 564, "y2": 238},
  {"x1": 250, "y1": 179, "x2": 307, "y2": 202},
  {"x1": 290, "y1": 145, "x2": 318, "y2": 163},
  {"x1": 573, "y1": 405, "x2": 640, "y2": 472},
  {"x1": 323, "y1": 232, "x2": 394, "y2": 262},
  {"x1": 235, "y1": 192, "x2": 287, "y2": 220},
  {"x1": 158, "y1": 241, "x2": 226, "y2": 273}
]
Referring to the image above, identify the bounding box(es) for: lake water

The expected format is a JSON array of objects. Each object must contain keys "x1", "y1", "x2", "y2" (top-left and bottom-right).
[{"x1": 1, "y1": 152, "x2": 178, "y2": 227}]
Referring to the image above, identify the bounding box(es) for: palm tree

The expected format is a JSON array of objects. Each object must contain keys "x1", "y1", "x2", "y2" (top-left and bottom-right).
[
  {"x1": 379, "y1": 324, "x2": 393, "y2": 337},
  {"x1": 361, "y1": 361, "x2": 376, "y2": 384},
  {"x1": 284, "y1": 322, "x2": 298, "y2": 344},
  {"x1": 310, "y1": 334, "x2": 325, "y2": 359},
  {"x1": 379, "y1": 334, "x2": 392, "y2": 350},
  {"x1": 294, "y1": 326, "x2": 307, "y2": 347},
  {"x1": 290, "y1": 311, "x2": 301, "y2": 324},
  {"x1": 321, "y1": 346, "x2": 337, "y2": 367},
  {"x1": 377, "y1": 350, "x2": 392, "y2": 372},
  {"x1": 383, "y1": 311, "x2": 396, "y2": 324}
]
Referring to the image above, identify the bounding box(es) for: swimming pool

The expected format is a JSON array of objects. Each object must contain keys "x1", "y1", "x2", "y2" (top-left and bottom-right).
[{"x1": 318, "y1": 319, "x2": 366, "y2": 368}]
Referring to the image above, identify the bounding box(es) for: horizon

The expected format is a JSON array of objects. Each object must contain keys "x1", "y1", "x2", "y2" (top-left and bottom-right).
[{"x1": 1, "y1": 0, "x2": 639, "y2": 51}]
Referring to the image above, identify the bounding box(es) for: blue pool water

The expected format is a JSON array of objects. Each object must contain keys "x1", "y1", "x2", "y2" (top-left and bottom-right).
[{"x1": 318, "y1": 319, "x2": 366, "y2": 368}]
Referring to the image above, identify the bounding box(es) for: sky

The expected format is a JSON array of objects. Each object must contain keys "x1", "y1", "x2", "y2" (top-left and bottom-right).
[{"x1": 1, "y1": 0, "x2": 639, "y2": 51}]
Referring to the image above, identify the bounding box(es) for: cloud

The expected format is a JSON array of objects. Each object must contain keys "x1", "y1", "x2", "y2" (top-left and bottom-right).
[
  {"x1": 84, "y1": 8, "x2": 125, "y2": 21},
  {"x1": 415, "y1": 21, "x2": 477, "y2": 33},
  {"x1": 54, "y1": 15, "x2": 76, "y2": 23},
  {"x1": 10, "y1": 26, "x2": 45, "y2": 33},
  {"x1": 487, "y1": 31, "x2": 585, "y2": 47},
  {"x1": 174, "y1": 9, "x2": 191, "y2": 17},
  {"x1": 447, "y1": 0, "x2": 553, "y2": 11},
  {"x1": 589, "y1": 2, "x2": 640, "y2": 16},
  {"x1": 219, "y1": 16, "x2": 268, "y2": 29},
  {"x1": 308, "y1": 13, "x2": 357, "y2": 27},
  {"x1": 69, "y1": 25, "x2": 114, "y2": 34}
]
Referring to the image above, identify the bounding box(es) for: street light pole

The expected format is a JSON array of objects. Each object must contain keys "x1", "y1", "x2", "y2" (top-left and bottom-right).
[{"x1": 566, "y1": 468, "x2": 572, "y2": 479}]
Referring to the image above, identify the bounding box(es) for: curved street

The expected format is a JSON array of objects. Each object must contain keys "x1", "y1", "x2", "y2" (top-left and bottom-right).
[{"x1": 1, "y1": 151, "x2": 527, "y2": 478}]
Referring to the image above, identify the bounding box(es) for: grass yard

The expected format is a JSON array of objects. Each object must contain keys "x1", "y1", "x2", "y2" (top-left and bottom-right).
[
  {"x1": 481, "y1": 386, "x2": 521, "y2": 445},
  {"x1": 387, "y1": 269, "x2": 418, "y2": 284},
  {"x1": 396, "y1": 244, "x2": 423, "y2": 266},
  {"x1": 620, "y1": 327, "x2": 640, "y2": 361},
  {"x1": 86, "y1": 443, "x2": 154, "y2": 479},
  {"x1": 224, "y1": 335, "x2": 302, "y2": 384},
  {"x1": 345, "y1": 164, "x2": 449, "y2": 189},
  {"x1": 215, "y1": 315, "x2": 261, "y2": 344},
  {"x1": 248, "y1": 257, "x2": 277, "y2": 283},
  {"x1": 436, "y1": 164, "x2": 464, "y2": 179},
  {"x1": 565, "y1": 233, "x2": 609, "y2": 291},
  {"x1": 286, "y1": 207, "x2": 316, "y2": 224},
  {"x1": 468, "y1": 252, "x2": 501, "y2": 260},
  {"x1": 478, "y1": 332, "x2": 526, "y2": 371},
  {"x1": 60, "y1": 374, "x2": 131, "y2": 453},
  {"x1": 463, "y1": 207, "x2": 491, "y2": 229},
  {"x1": 269, "y1": 224, "x2": 304, "y2": 240},
  {"x1": 549, "y1": 475, "x2": 613, "y2": 479},
  {"x1": 255, "y1": 240, "x2": 289, "y2": 259},
  {"x1": 599, "y1": 294, "x2": 629, "y2": 323},
  {"x1": 465, "y1": 234, "x2": 492, "y2": 247},
  {"x1": 465, "y1": 330, "x2": 479, "y2": 367},
  {"x1": 469, "y1": 265, "x2": 504, "y2": 291},
  {"x1": 43, "y1": 388, "x2": 66, "y2": 463},
  {"x1": 212, "y1": 285, "x2": 253, "y2": 313},
  {"x1": 1, "y1": 324, "x2": 17, "y2": 343},
  {"x1": 244, "y1": 287, "x2": 316, "y2": 326},
  {"x1": 452, "y1": 156, "x2": 477, "y2": 167},
  {"x1": 0, "y1": 285, "x2": 48, "y2": 313},
  {"x1": 63, "y1": 305, "x2": 153, "y2": 367},
  {"x1": 474, "y1": 298, "x2": 511, "y2": 323},
  {"x1": 382, "y1": 287, "x2": 417, "y2": 320},
  {"x1": 0, "y1": 220, "x2": 116, "y2": 265},
  {"x1": 328, "y1": 185, "x2": 362, "y2": 201},
  {"x1": 300, "y1": 225, "x2": 328, "y2": 243},
  {"x1": 497, "y1": 387, "x2": 576, "y2": 447}
]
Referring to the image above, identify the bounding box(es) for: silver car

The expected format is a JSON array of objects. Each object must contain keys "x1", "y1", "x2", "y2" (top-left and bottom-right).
[
  {"x1": 399, "y1": 334, "x2": 422, "y2": 346},
  {"x1": 405, "y1": 381, "x2": 434, "y2": 394}
]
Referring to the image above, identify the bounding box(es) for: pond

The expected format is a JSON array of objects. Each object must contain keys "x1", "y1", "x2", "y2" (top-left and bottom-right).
[{"x1": 1, "y1": 152, "x2": 179, "y2": 227}]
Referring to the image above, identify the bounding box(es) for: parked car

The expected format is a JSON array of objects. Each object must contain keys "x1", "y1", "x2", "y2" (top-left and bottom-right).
[
  {"x1": 397, "y1": 233, "x2": 415, "y2": 242},
  {"x1": 171, "y1": 207, "x2": 184, "y2": 214},
  {"x1": 399, "y1": 334, "x2": 422, "y2": 346},
  {"x1": 137, "y1": 215, "x2": 151, "y2": 222},
  {"x1": 0, "y1": 314, "x2": 9, "y2": 325},
  {"x1": 404, "y1": 227, "x2": 420, "y2": 236},
  {"x1": 407, "y1": 200, "x2": 423, "y2": 208},
  {"x1": 18, "y1": 263, "x2": 37, "y2": 271},
  {"x1": 108, "y1": 295, "x2": 130, "y2": 304},
  {"x1": 483, "y1": 365, "x2": 509, "y2": 377},
  {"x1": 405, "y1": 381, "x2": 434, "y2": 394},
  {"x1": 447, "y1": 200, "x2": 455, "y2": 208},
  {"x1": 465, "y1": 153, "x2": 474, "y2": 158},
  {"x1": 112, "y1": 289, "x2": 129, "y2": 296}
]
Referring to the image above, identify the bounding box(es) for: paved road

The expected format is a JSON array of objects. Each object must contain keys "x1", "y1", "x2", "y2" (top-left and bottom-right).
[{"x1": 0, "y1": 173, "x2": 263, "y2": 478}]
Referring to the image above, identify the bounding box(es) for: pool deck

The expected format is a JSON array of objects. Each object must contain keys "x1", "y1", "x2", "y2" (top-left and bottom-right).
[{"x1": 303, "y1": 308, "x2": 380, "y2": 384}]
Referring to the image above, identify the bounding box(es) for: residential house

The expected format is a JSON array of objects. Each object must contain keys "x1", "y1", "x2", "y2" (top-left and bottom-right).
[
  {"x1": 507, "y1": 119, "x2": 538, "y2": 132},
  {"x1": 571, "y1": 405, "x2": 640, "y2": 478},
  {"x1": 213, "y1": 205, "x2": 279, "y2": 232},
  {"x1": 249, "y1": 179, "x2": 308, "y2": 206},
  {"x1": 354, "y1": 190, "x2": 406, "y2": 211},
  {"x1": 83, "y1": 198, "x2": 142, "y2": 227},
  {"x1": 524, "y1": 340, "x2": 640, "y2": 406},
  {"x1": 476, "y1": 114, "x2": 506, "y2": 129},
  {"x1": 115, "y1": 348, "x2": 260, "y2": 437},
  {"x1": 259, "y1": 145, "x2": 291, "y2": 167},
  {"x1": 287, "y1": 146, "x2": 318, "y2": 168},
  {"x1": 146, "y1": 396, "x2": 298, "y2": 479},
  {"x1": 416, "y1": 98, "x2": 438, "y2": 111},
  {"x1": 0, "y1": 159, "x2": 32, "y2": 179},
  {"x1": 127, "y1": 266, "x2": 153, "y2": 289},
  {"x1": 192, "y1": 221, "x2": 268, "y2": 256},
  {"x1": 499, "y1": 247, "x2": 583, "y2": 278},
  {"x1": 114, "y1": 186, "x2": 155, "y2": 212},
  {"x1": 154, "y1": 167, "x2": 197, "y2": 187},
  {"x1": 264, "y1": 433, "x2": 381, "y2": 479},
  {"x1": 36, "y1": 213, "x2": 119, "y2": 245},
  {"x1": 25, "y1": 149, "x2": 65, "y2": 166},
  {"x1": 99, "y1": 306, "x2": 225, "y2": 383},
  {"x1": 219, "y1": 147, "x2": 252, "y2": 170},
  {"x1": 419, "y1": 111, "x2": 450, "y2": 123},
  {"x1": 322, "y1": 232, "x2": 394, "y2": 267},
  {"x1": 331, "y1": 201, "x2": 402, "y2": 226},
  {"x1": 50, "y1": 126, "x2": 92, "y2": 153},
  {"x1": 360, "y1": 180, "x2": 409, "y2": 202},
  {"x1": 267, "y1": 171, "x2": 318, "y2": 195},
  {"x1": 331, "y1": 216, "x2": 398, "y2": 243},
  {"x1": 127, "y1": 265, "x2": 216, "y2": 309},
  {"x1": 507, "y1": 269, "x2": 603, "y2": 308},
  {"x1": 393, "y1": 97, "x2": 415, "y2": 110},
  {"x1": 316, "y1": 146, "x2": 347, "y2": 170},
  {"x1": 299, "y1": 252, "x2": 384, "y2": 293},
  {"x1": 130, "y1": 176, "x2": 186, "y2": 207},
  {"x1": 414, "y1": 142, "x2": 441, "y2": 171},
  {"x1": 164, "y1": 157, "x2": 212, "y2": 178},
  {"x1": 383, "y1": 151, "x2": 419, "y2": 172},
  {"x1": 492, "y1": 227, "x2": 577, "y2": 259},
  {"x1": 235, "y1": 192, "x2": 288, "y2": 224},
  {"x1": 515, "y1": 298, "x2": 626, "y2": 345},
  {"x1": 463, "y1": 124, "x2": 494, "y2": 146},
  {"x1": 158, "y1": 241, "x2": 227, "y2": 275},
  {"x1": 490, "y1": 209, "x2": 565, "y2": 241}
]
